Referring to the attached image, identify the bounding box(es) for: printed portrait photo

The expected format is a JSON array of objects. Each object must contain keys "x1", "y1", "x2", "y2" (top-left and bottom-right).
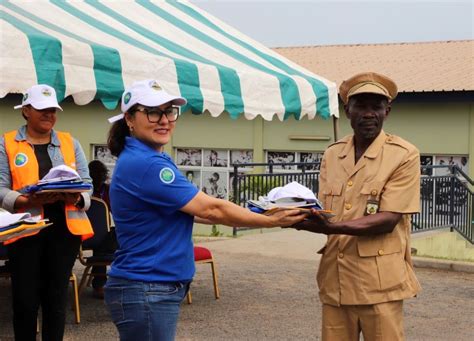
[
  {"x1": 435, "y1": 155, "x2": 469, "y2": 176},
  {"x1": 298, "y1": 152, "x2": 322, "y2": 170},
  {"x1": 420, "y1": 155, "x2": 433, "y2": 176},
  {"x1": 201, "y1": 171, "x2": 228, "y2": 199},
  {"x1": 230, "y1": 150, "x2": 253, "y2": 168},
  {"x1": 267, "y1": 151, "x2": 296, "y2": 170},
  {"x1": 180, "y1": 169, "x2": 201, "y2": 189},
  {"x1": 203, "y1": 149, "x2": 228, "y2": 167},
  {"x1": 92, "y1": 144, "x2": 116, "y2": 175},
  {"x1": 176, "y1": 148, "x2": 202, "y2": 166}
]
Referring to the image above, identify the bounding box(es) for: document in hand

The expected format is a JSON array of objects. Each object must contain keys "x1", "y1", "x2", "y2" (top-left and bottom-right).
[
  {"x1": 0, "y1": 209, "x2": 31, "y2": 229},
  {"x1": 0, "y1": 209, "x2": 51, "y2": 243},
  {"x1": 0, "y1": 221, "x2": 52, "y2": 243},
  {"x1": 38, "y1": 165, "x2": 80, "y2": 184}
]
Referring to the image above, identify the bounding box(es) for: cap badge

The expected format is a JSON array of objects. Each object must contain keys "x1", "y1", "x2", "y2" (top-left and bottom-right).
[
  {"x1": 14, "y1": 153, "x2": 28, "y2": 167},
  {"x1": 149, "y1": 81, "x2": 162, "y2": 91},
  {"x1": 42, "y1": 88, "x2": 52, "y2": 97},
  {"x1": 22, "y1": 93, "x2": 28, "y2": 102},
  {"x1": 159, "y1": 167, "x2": 175, "y2": 184},
  {"x1": 124, "y1": 92, "x2": 132, "y2": 104}
]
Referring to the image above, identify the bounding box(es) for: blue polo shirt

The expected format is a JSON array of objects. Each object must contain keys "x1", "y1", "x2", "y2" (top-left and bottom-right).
[{"x1": 109, "y1": 137, "x2": 199, "y2": 282}]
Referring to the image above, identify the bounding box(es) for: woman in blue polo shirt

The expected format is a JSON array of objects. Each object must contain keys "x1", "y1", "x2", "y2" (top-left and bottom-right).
[{"x1": 105, "y1": 80, "x2": 306, "y2": 341}]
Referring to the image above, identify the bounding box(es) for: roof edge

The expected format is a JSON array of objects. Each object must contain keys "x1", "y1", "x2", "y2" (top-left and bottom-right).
[{"x1": 272, "y1": 39, "x2": 474, "y2": 50}]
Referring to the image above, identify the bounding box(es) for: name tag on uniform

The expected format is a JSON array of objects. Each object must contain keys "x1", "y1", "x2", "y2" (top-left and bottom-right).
[{"x1": 365, "y1": 199, "x2": 379, "y2": 215}]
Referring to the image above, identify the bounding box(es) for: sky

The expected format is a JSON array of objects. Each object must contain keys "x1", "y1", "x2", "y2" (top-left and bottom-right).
[{"x1": 191, "y1": 0, "x2": 473, "y2": 47}]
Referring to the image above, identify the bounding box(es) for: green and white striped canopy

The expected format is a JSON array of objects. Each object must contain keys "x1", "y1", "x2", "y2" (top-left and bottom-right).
[{"x1": 1, "y1": 0, "x2": 338, "y2": 120}]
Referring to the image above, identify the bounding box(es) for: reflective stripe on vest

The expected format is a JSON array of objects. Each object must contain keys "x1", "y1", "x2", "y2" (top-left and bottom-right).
[
  {"x1": 3, "y1": 130, "x2": 93, "y2": 240},
  {"x1": 65, "y1": 204, "x2": 93, "y2": 240}
]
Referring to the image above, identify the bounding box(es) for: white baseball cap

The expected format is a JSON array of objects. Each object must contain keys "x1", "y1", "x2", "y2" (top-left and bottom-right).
[
  {"x1": 108, "y1": 80, "x2": 187, "y2": 123},
  {"x1": 14, "y1": 84, "x2": 63, "y2": 111}
]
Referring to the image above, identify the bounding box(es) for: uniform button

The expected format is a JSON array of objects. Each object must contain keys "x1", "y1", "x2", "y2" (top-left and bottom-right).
[
  {"x1": 344, "y1": 203, "x2": 352, "y2": 210},
  {"x1": 378, "y1": 249, "x2": 384, "y2": 256},
  {"x1": 347, "y1": 180, "x2": 353, "y2": 187},
  {"x1": 338, "y1": 253, "x2": 344, "y2": 258},
  {"x1": 371, "y1": 190, "x2": 378, "y2": 196}
]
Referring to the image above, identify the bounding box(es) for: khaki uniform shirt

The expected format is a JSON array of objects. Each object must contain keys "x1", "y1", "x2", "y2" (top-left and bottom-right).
[{"x1": 317, "y1": 131, "x2": 422, "y2": 306}]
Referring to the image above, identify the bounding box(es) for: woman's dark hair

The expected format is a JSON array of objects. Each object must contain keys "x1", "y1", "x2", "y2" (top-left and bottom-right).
[
  {"x1": 88, "y1": 160, "x2": 108, "y2": 190},
  {"x1": 107, "y1": 104, "x2": 139, "y2": 157}
]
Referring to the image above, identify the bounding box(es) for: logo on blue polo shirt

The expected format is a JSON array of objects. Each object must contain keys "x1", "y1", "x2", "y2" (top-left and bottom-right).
[
  {"x1": 159, "y1": 167, "x2": 175, "y2": 184},
  {"x1": 14, "y1": 153, "x2": 28, "y2": 167}
]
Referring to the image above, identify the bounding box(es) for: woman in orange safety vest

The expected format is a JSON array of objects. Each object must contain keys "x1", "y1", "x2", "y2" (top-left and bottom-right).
[{"x1": 0, "y1": 84, "x2": 92, "y2": 340}]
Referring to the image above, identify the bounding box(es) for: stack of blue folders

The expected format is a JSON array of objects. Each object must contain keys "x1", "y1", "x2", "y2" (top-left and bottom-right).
[
  {"x1": 25, "y1": 180, "x2": 92, "y2": 194},
  {"x1": 24, "y1": 165, "x2": 92, "y2": 194}
]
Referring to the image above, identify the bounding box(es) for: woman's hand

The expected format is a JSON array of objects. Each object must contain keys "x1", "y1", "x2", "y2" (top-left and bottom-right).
[
  {"x1": 15, "y1": 192, "x2": 62, "y2": 209},
  {"x1": 266, "y1": 208, "x2": 310, "y2": 227}
]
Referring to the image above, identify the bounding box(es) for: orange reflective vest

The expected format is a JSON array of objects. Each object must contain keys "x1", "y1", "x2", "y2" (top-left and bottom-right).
[{"x1": 3, "y1": 130, "x2": 93, "y2": 242}]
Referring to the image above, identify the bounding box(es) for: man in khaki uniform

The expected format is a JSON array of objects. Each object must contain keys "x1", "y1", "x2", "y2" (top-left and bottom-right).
[{"x1": 294, "y1": 72, "x2": 421, "y2": 341}]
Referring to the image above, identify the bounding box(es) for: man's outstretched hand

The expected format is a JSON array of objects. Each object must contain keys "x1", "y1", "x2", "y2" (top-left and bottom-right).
[{"x1": 289, "y1": 208, "x2": 334, "y2": 234}]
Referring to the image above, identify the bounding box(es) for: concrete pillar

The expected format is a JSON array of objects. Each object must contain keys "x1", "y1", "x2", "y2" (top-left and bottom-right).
[{"x1": 252, "y1": 116, "x2": 264, "y2": 173}]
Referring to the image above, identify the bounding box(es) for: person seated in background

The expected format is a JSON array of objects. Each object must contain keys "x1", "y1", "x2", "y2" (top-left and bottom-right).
[{"x1": 88, "y1": 159, "x2": 117, "y2": 299}]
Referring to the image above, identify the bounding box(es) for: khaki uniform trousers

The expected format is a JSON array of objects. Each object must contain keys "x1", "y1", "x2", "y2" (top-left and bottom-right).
[{"x1": 322, "y1": 301, "x2": 404, "y2": 341}]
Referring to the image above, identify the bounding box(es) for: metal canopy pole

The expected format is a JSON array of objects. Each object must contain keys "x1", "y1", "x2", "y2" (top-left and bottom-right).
[{"x1": 333, "y1": 115, "x2": 340, "y2": 142}]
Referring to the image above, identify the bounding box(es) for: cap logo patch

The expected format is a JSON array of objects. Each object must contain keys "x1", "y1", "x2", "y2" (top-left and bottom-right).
[
  {"x1": 14, "y1": 153, "x2": 28, "y2": 167},
  {"x1": 124, "y1": 92, "x2": 132, "y2": 104},
  {"x1": 159, "y1": 167, "x2": 175, "y2": 184},
  {"x1": 149, "y1": 80, "x2": 162, "y2": 91},
  {"x1": 42, "y1": 88, "x2": 52, "y2": 97},
  {"x1": 23, "y1": 93, "x2": 28, "y2": 102}
]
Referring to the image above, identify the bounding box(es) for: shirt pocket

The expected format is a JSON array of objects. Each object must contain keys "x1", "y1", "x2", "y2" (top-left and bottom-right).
[
  {"x1": 321, "y1": 182, "x2": 343, "y2": 211},
  {"x1": 357, "y1": 236, "x2": 407, "y2": 291},
  {"x1": 360, "y1": 181, "x2": 385, "y2": 199},
  {"x1": 359, "y1": 181, "x2": 385, "y2": 214}
]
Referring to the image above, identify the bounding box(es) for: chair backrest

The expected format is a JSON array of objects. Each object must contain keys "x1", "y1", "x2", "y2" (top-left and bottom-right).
[{"x1": 83, "y1": 197, "x2": 110, "y2": 250}]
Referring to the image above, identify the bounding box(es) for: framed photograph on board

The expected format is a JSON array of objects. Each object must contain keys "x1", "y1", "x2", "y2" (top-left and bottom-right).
[
  {"x1": 201, "y1": 171, "x2": 228, "y2": 199},
  {"x1": 176, "y1": 148, "x2": 202, "y2": 167},
  {"x1": 203, "y1": 149, "x2": 228, "y2": 167}
]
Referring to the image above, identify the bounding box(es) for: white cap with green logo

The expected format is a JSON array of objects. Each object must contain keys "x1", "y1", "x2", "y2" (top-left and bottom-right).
[
  {"x1": 108, "y1": 80, "x2": 187, "y2": 123},
  {"x1": 14, "y1": 84, "x2": 63, "y2": 111}
]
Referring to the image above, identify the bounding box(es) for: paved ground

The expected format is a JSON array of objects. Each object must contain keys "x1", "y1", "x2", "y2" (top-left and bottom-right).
[{"x1": 0, "y1": 229, "x2": 473, "y2": 340}]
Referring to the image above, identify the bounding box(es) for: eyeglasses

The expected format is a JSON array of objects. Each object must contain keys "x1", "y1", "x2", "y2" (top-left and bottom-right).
[{"x1": 135, "y1": 106, "x2": 180, "y2": 123}]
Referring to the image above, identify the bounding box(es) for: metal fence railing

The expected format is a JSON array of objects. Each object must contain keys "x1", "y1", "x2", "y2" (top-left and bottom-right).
[
  {"x1": 231, "y1": 162, "x2": 473, "y2": 243},
  {"x1": 412, "y1": 165, "x2": 473, "y2": 243}
]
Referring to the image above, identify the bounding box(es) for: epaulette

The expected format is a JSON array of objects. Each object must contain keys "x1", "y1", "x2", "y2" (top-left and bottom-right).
[
  {"x1": 327, "y1": 135, "x2": 352, "y2": 149},
  {"x1": 385, "y1": 134, "x2": 417, "y2": 152}
]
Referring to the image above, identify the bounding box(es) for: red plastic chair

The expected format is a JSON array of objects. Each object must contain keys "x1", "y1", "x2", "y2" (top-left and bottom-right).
[{"x1": 187, "y1": 246, "x2": 220, "y2": 304}]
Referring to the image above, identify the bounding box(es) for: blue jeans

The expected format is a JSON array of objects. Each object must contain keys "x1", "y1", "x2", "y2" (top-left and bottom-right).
[{"x1": 104, "y1": 276, "x2": 190, "y2": 341}]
